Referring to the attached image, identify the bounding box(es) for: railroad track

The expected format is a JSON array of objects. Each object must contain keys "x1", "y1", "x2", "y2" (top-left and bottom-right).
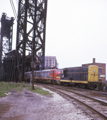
[
  {"x1": 71, "y1": 86, "x2": 107, "y2": 95},
  {"x1": 70, "y1": 87, "x2": 107, "y2": 100},
  {"x1": 39, "y1": 84, "x2": 107, "y2": 120}
]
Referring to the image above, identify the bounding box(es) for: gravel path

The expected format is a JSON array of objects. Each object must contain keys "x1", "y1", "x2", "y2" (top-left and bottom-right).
[{"x1": 0, "y1": 87, "x2": 93, "y2": 120}]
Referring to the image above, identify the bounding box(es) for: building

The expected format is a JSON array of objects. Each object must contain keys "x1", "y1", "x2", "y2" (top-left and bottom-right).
[
  {"x1": 45, "y1": 56, "x2": 57, "y2": 69},
  {"x1": 82, "y1": 58, "x2": 106, "y2": 83}
]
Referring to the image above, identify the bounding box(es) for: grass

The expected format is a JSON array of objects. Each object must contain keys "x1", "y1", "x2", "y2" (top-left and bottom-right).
[
  {"x1": 27, "y1": 86, "x2": 51, "y2": 95},
  {"x1": 0, "y1": 82, "x2": 51, "y2": 97}
]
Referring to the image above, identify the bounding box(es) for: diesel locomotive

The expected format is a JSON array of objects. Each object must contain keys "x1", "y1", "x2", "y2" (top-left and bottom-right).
[
  {"x1": 24, "y1": 65, "x2": 103, "y2": 89},
  {"x1": 24, "y1": 69, "x2": 63, "y2": 84},
  {"x1": 60, "y1": 65, "x2": 102, "y2": 89}
]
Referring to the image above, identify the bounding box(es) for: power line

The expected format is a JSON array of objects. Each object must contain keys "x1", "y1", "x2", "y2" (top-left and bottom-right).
[{"x1": 9, "y1": 0, "x2": 17, "y2": 21}]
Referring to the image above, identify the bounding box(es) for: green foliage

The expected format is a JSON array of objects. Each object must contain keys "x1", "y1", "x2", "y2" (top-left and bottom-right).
[{"x1": 0, "y1": 82, "x2": 51, "y2": 97}]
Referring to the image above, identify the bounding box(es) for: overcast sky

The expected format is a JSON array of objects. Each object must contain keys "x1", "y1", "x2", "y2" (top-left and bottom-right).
[{"x1": 0, "y1": 0, "x2": 107, "y2": 79}]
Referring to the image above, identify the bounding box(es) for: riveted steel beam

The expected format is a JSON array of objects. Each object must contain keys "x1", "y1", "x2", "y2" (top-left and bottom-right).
[{"x1": 16, "y1": 0, "x2": 47, "y2": 81}]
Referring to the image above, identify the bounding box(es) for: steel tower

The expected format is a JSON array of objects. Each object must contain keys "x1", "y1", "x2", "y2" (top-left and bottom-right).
[
  {"x1": 16, "y1": 0, "x2": 47, "y2": 81},
  {"x1": 0, "y1": 13, "x2": 14, "y2": 66}
]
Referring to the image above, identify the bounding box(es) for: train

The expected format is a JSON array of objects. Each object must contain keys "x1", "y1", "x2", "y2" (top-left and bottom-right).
[{"x1": 24, "y1": 65, "x2": 103, "y2": 90}]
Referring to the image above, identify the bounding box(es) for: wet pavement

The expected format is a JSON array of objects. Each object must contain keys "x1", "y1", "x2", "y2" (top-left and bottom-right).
[{"x1": 0, "y1": 87, "x2": 93, "y2": 120}]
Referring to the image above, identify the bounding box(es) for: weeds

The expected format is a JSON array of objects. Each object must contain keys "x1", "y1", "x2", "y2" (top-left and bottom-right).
[{"x1": 0, "y1": 82, "x2": 51, "y2": 97}]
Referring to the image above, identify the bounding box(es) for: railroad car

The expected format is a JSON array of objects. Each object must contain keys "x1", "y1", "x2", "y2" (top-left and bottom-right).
[
  {"x1": 60, "y1": 65, "x2": 102, "y2": 89},
  {"x1": 24, "y1": 69, "x2": 63, "y2": 84}
]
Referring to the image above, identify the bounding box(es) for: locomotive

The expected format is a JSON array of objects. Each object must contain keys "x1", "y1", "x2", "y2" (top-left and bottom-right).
[
  {"x1": 24, "y1": 65, "x2": 103, "y2": 89},
  {"x1": 61, "y1": 65, "x2": 102, "y2": 89},
  {"x1": 24, "y1": 69, "x2": 63, "y2": 84}
]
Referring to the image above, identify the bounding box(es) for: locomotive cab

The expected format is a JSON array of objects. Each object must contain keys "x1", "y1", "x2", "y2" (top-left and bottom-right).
[
  {"x1": 88, "y1": 65, "x2": 102, "y2": 89},
  {"x1": 88, "y1": 65, "x2": 99, "y2": 83}
]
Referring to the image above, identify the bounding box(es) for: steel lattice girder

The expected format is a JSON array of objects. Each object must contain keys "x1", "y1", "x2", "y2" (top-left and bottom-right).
[
  {"x1": 0, "y1": 13, "x2": 14, "y2": 66},
  {"x1": 16, "y1": 0, "x2": 47, "y2": 81}
]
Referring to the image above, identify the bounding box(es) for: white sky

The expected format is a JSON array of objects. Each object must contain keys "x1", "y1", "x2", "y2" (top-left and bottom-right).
[{"x1": 0, "y1": 0, "x2": 107, "y2": 79}]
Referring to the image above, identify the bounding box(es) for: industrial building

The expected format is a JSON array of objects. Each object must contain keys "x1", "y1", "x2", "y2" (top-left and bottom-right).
[
  {"x1": 44, "y1": 56, "x2": 57, "y2": 69},
  {"x1": 82, "y1": 58, "x2": 106, "y2": 83}
]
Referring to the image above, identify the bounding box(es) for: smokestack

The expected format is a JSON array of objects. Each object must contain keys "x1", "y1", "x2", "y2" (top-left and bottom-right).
[{"x1": 93, "y1": 58, "x2": 95, "y2": 64}]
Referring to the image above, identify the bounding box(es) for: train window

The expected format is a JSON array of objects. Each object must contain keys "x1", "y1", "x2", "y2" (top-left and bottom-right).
[
  {"x1": 99, "y1": 79, "x2": 102, "y2": 82},
  {"x1": 56, "y1": 69, "x2": 63, "y2": 72}
]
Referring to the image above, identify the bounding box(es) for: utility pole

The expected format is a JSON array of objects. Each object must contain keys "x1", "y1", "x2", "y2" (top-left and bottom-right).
[{"x1": 31, "y1": 51, "x2": 34, "y2": 90}]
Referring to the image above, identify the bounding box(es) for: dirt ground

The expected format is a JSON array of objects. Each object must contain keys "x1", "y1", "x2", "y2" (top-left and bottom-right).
[{"x1": 0, "y1": 86, "x2": 93, "y2": 120}]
